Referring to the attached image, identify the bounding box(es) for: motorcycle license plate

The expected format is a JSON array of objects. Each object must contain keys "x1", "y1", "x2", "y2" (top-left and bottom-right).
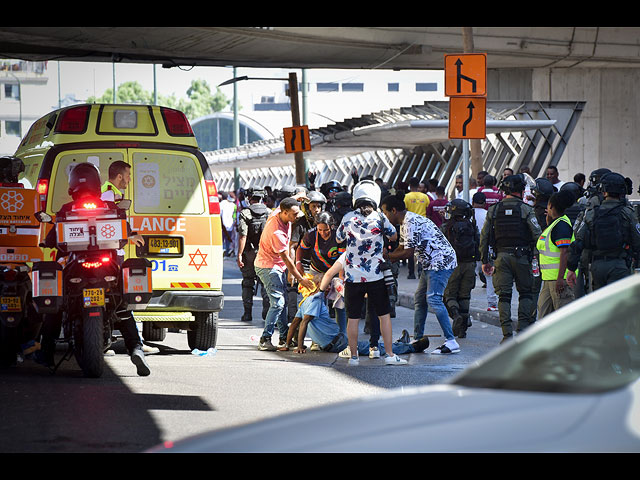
[
  {"x1": 0, "y1": 296, "x2": 21, "y2": 312},
  {"x1": 83, "y1": 288, "x2": 105, "y2": 308}
]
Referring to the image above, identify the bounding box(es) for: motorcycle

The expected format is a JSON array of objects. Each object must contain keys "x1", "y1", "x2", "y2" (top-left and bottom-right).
[
  {"x1": 0, "y1": 186, "x2": 42, "y2": 366},
  {"x1": 34, "y1": 197, "x2": 152, "y2": 378}
]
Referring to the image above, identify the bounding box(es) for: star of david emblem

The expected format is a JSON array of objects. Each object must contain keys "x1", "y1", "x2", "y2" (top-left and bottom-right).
[{"x1": 188, "y1": 248, "x2": 208, "y2": 271}]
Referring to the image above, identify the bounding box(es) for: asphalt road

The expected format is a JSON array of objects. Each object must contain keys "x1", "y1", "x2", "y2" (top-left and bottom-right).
[{"x1": 0, "y1": 258, "x2": 504, "y2": 453}]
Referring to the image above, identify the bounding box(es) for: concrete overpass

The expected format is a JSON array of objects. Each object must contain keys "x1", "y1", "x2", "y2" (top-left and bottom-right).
[{"x1": 1, "y1": 27, "x2": 639, "y2": 189}]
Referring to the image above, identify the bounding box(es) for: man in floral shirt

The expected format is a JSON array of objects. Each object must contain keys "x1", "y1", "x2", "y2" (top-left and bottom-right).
[
  {"x1": 335, "y1": 189, "x2": 404, "y2": 365},
  {"x1": 381, "y1": 195, "x2": 460, "y2": 355}
]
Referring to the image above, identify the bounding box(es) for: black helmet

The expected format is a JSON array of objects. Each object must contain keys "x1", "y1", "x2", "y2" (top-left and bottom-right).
[
  {"x1": 320, "y1": 180, "x2": 342, "y2": 197},
  {"x1": 600, "y1": 172, "x2": 627, "y2": 195},
  {"x1": 334, "y1": 191, "x2": 352, "y2": 208},
  {"x1": 588, "y1": 168, "x2": 611, "y2": 188},
  {"x1": 68, "y1": 162, "x2": 102, "y2": 199},
  {"x1": 532, "y1": 178, "x2": 555, "y2": 198},
  {"x1": 445, "y1": 199, "x2": 472, "y2": 219},
  {"x1": 559, "y1": 181, "x2": 584, "y2": 203},
  {"x1": 0, "y1": 155, "x2": 25, "y2": 184},
  {"x1": 500, "y1": 174, "x2": 526, "y2": 194}
]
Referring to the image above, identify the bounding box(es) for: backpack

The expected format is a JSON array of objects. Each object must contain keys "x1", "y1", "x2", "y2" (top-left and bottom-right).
[
  {"x1": 446, "y1": 218, "x2": 479, "y2": 262},
  {"x1": 245, "y1": 205, "x2": 269, "y2": 250},
  {"x1": 591, "y1": 203, "x2": 625, "y2": 252}
]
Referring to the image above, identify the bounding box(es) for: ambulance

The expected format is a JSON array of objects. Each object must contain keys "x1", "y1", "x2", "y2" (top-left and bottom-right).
[{"x1": 14, "y1": 104, "x2": 224, "y2": 350}]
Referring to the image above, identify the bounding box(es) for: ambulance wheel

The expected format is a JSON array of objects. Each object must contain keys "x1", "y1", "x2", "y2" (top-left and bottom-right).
[
  {"x1": 187, "y1": 312, "x2": 218, "y2": 350},
  {"x1": 142, "y1": 322, "x2": 167, "y2": 342}
]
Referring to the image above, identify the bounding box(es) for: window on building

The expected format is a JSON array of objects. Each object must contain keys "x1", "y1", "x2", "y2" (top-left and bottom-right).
[
  {"x1": 5, "y1": 121, "x2": 21, "y2": 136},
  {"x1": 341, "y1": 83, "x2": 364, "y2": 92},
  {"x1": 317, "y1": 82, "x2": 339, "y2": 92},
  {"x1": 4, "y1": 83, "x2": 20, "y2": 100},
  {"x1": 416, "y1": 82, "x2": 438, "y2": 92},
  {"x1": 388, "y1": 83, "x2": 399, "y2": 92}
]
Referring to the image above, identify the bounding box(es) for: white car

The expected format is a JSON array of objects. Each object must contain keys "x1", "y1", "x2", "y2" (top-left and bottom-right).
[{"x1": 148, "y1": 273, "x2": 640, "y2": 453}]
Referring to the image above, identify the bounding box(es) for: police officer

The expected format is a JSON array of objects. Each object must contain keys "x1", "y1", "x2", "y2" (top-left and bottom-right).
[
  {"x1": 441, "y1": 199, "x2": 480, "y2": 339},
  {"x1": 236, "y1": 189, "x2": 271, "y2": 322},
  {"x1": 559, "y1": 181, "x2": 586, "y2": 226},
  {"x1": 480, "y1": 174, "x2": 542, "y2": 343},
  {"x1": 567, "y1": 172, "x2": 640, "y2": 291}
]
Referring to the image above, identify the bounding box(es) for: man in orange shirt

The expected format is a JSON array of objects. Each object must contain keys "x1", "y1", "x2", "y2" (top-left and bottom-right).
[{"x1": 255, "y1": 197, "x2": 314, "y2": 351}]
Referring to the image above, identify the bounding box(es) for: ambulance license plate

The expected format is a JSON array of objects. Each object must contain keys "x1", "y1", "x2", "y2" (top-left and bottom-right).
[
  {"x1": 0, "y1": 296, "x2": 21, "y2": 312},
  {"x1": 148, "y1": 236, "x2": 182, "y2": 255},
  {"x1": 83, "y1": 288, "x2": 105, "y2": 308}
]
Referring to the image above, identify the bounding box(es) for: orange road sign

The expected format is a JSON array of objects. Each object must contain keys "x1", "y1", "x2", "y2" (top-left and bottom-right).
[
  {"x1": 444, "y1": 53, "x2": 487, "y2": 97},
  {"x1": 283, "y1": 126, "x2": 311, "y2": 154},
  {"x1": 449, "y1": 96, "x2": 486, "y2": 139}
]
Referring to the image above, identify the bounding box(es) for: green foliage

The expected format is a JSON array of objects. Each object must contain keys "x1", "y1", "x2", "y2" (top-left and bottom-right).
[{"x1": 86, "y1": 79, "x2": 230, "y2": 121}]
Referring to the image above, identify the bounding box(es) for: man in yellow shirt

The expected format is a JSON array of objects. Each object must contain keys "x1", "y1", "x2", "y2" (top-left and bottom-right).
[{"x1": 402, "y1": 177, "x2": 430, "y2": 279}]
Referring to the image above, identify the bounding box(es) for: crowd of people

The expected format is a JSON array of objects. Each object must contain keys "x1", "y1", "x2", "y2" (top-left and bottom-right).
[{"x1": 223, "y1": 164, "x2": 640, "y2": 363}]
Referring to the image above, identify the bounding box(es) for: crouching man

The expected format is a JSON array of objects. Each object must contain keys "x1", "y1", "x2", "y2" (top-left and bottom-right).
[{"x1": 278, "y1": 266, "x2": 429, "y2": 363}]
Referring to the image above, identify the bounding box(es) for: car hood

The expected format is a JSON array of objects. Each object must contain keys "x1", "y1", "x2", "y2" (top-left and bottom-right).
[{"x1": 146, "y1": 383, "x2": 640, "y2": 453}]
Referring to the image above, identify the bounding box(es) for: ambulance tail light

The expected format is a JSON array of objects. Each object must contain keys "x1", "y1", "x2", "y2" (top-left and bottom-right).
[
  {"x1": 205, "y1": 180, "x2": 220, "y2": 215},
  {"x1": 54, "y1": 105, "x2": 90, "y2": 134},
  {"x1": 36, "y1": 178, "x2": 49, "y2": 210},
  {"x1": 161, "y1": 107, "x2": 194, "y2": 136}
]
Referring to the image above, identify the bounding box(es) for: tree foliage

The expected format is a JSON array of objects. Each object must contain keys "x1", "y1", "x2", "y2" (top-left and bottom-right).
[{"x1": 86, "y1": 79, "x2": 230, "y2": 121}]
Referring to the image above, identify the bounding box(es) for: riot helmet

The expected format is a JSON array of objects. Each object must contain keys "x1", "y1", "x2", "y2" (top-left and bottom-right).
[
  {"x1": 600, "y1": 172, "x2": 627, "y2": 195},
  {"x1": 559, "y1": 181, "x2": 584, "y2": 203},
  {"x1": 445, "y1": 198, "x2": 473, "y2": 219},
  {"x1": 500, "y1": 174, "x2": 526, "y2": 195},
  {"x1": 0, "y1": 155, "x2": 25, "y2": 184},
  {"x1": 334, "y1": 191, "x2": 352, "y2": 209},
  {"x1": 68, "y1": 162, "x2": 102, "y2": 200},
  {"x1": 532, "y1": 178, "x2": 555, "y2": 199}
]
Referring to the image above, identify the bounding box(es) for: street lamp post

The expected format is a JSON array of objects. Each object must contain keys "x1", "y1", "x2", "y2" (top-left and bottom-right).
[{"x1": 219, "y1": 71, "x2": 308, "y2": 186}]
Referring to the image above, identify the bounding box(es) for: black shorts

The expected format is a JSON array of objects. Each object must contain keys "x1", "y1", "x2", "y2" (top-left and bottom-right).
[{"x1": 344, "y1": 279, "x2": 391, "y2": 319}]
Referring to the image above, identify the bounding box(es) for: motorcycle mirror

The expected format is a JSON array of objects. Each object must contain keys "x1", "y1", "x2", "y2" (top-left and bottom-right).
[
  {"x1": 34, "y1": 211, "x2": 53, "y2": 223},
  {"x1": 118, "y1": 199, "x2": 131, "y2": 210}
]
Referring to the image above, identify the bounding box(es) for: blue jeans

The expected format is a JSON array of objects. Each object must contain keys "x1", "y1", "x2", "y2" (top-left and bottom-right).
[
  {"x1": 414, "y1": 268, "x2": 454, "y2": 341},
  {"x1": 255, "y1": 266, "x2": 289, "y2": 341}
]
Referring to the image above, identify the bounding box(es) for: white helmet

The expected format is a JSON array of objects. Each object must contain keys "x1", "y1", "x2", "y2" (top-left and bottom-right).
[{"x1": 352, "y1": 179, "x2": 381, "y2": 210}]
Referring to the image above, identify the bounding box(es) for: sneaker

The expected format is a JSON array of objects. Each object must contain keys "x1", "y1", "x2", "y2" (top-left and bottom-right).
[
  {"x1": 338, "y1": 346, "x2": 351, "y2": 358},
  {"x1": 277, "y1": 338, "x2": 288, "y2": 349},
  {"x1": 396, "y1": 329, "x2": 411, "y2": 344},
  {"x1": 431, "y1": 339, "x2": 460, "y2": 355},
  {"x1": 310, "y1": 342, "x2": 321, "y2": 351},
  {"x1": 348, "y1": 356, "x2": 359, "y2": 366},
  {"x1": 142, "y1": 345, "x2": 160, "y2": 354},
  {"x1": 369, "y1": 346, "x2": 380, "y2": 359},
  {"x1": 259, "y1": 337, "x2": 277, "y2": 351},
  {"x1": 487, "y1": 306, "x2": 498, "y2": 311},
  {"x1": 411, "y1": 336, "x2": 430, "y2": 353},
  {"x1": 385, "y1": 354, "x2": 407, "y2": 365},
  {"x1": 131, "y1": 347, "x2": 151, "y2": 376}
]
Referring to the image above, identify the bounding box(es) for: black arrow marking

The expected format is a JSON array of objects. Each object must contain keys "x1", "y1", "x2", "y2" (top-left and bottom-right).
[
  {"x1": 455, "y1": 58, "x2": 477, "y2": 94},
  {"x1": 462, "y1": 100, "x2": 475, "y2": 136},
  {"x1": 290, "y1": 128, "x2": 297, "y2": 151}
]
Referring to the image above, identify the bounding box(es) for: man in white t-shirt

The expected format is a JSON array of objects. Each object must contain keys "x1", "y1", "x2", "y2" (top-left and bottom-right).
[
  {"x1": 219, "y1": 191, "x2": 237, "y2": 256},
  {"x1": 472, "y1": 192, "x2": 497, "y2": 310}
]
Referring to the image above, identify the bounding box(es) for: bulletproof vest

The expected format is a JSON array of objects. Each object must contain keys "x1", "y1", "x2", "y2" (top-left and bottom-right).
[
  {"x1": 589, "y1": 201, "x2": 627, "y2": 254},
  {"x1": 493, "y1": 200, "x2": 530, "y2": 250},
  {"x1": 245, "y1": 204, "x2": 269, "y2": 250},
  {"x1": 445, "y1": 218, "x2": 479, "y2": 262}
]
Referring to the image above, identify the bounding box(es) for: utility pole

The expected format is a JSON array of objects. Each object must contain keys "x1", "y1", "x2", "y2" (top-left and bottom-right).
[{"x1": 462, "y1": 27, "x2": 483, "y2": 181}]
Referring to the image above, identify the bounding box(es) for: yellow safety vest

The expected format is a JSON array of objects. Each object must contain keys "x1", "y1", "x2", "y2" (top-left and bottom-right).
[
  {"x1": 101, "y1": 181, "x2": 123, "y2": 202},
  {"x1": 536, "y1": 215, "x2": 575, "y2": 281}
]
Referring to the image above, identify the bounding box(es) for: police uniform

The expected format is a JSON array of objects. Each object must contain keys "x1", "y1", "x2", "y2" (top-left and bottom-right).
[
  {"x1": 568, "y1": 173, "x2": 640, "y2": 290},
  {"x1": 237, "y1": 199, "x2": 271, "y2": 322},
  {"x1": 480, "y1": 175, "x2": 542, "y2": 341}
]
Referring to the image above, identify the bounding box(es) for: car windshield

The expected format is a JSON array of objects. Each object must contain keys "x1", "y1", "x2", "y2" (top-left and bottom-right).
[{"x1": 452, "y1": 275, "x2": 640, "y2": 394}]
